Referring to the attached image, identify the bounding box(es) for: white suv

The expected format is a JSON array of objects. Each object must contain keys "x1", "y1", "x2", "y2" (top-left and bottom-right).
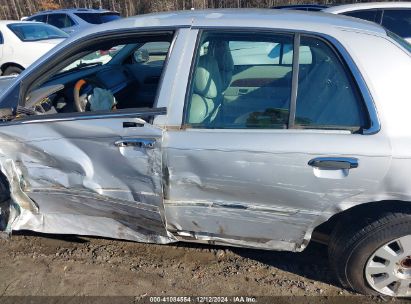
[{"x1": 323, "y1": 2, "x2": 411, "y2": 43}]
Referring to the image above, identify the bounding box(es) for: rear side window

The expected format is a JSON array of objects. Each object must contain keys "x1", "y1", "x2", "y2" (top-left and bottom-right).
[
  {"x1": 343, "y1": 10, "x2": 381, "y2": 23},
  {"x1": 295, "y1": 36, "x2": 368, "y2": 130},
  {"x1": 74, "y1": 13, "x2": 120, "y2": 24},
  {"x1": 47, "y1": 14, "x2": 75, "y2": 29},
  {"x1": 382, "y1": 9, "x2": 411, "y2": 39},
  {"x1": 0, "y1": 31, "x2": 3, "y2": 44}
]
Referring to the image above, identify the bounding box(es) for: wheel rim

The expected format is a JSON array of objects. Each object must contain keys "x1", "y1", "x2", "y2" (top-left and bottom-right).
[{"x1": 365, "y1": 235, "x2": 411, "y2": 297}]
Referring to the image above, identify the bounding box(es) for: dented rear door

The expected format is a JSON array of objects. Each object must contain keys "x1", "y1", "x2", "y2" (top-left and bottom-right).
[{"x1": 0, "y1": 110, "x2": 175, "y2": 244}]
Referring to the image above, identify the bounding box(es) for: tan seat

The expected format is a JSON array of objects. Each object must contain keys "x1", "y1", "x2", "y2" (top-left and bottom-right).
[{"x1": 188, "y1": 55, "x2": 223, "y2": 124}]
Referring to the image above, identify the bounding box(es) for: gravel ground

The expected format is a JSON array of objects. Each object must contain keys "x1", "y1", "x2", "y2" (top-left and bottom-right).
[{"x1": 0, "y1": 232, "x2": 408, "y2": 303}]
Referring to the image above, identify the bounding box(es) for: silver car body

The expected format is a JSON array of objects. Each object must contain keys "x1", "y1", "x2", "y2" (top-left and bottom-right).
[{"x1": 0, "y1": 10, "x2": 410, "y2": 252}]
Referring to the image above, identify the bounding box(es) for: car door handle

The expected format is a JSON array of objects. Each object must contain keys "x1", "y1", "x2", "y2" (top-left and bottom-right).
[
  {"x1": 308, "y1": 157, "x2": 358, "y2": 170},
  {"x1": 114, "y1": 138, "x2": 156, "y2": 149}
]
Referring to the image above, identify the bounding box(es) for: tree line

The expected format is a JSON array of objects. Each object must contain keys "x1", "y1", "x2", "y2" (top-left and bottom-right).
[{"x1": 0, "y1": 0, "x2": 395, "y2": 20}]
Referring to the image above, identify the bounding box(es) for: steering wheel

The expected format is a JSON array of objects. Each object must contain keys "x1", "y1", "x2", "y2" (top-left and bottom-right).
[{"x1": 73, "y1": 78, "x2": 106, "y2": 112}]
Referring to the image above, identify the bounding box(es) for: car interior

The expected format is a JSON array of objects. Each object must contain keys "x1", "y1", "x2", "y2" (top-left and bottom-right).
[
  {"x1": 20, "y1": 31, "x2": 367, "y2": 132},
  {"x1": 22, "y1": 33, "x2": 173, "y2": 116},
  {"x1": 186, "y1": 32, "x2": 368, "y2": 130}
]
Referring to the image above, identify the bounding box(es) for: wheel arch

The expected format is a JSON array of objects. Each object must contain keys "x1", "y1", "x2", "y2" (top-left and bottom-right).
[
  {"x1": 0, "y1": 62, "x2": 25, "y2": 75},
  {"x1": 310, "y1": 200, "x2": 411, "y2": 246}
]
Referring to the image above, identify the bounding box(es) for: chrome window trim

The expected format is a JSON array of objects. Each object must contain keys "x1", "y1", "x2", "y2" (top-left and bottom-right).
[{"x1": 189, "y1": 26, "x2": 381, "y2": 135}]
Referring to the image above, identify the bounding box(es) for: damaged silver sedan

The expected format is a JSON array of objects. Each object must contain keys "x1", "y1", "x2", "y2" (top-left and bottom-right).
[{"x1": 0, "y1": 9, "x2": 410, "y2": 297}]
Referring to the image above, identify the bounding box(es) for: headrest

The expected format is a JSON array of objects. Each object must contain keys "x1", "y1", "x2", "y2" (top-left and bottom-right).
[
  {"x1": 193, "y1": 55, "x2": 222, "y2": 99},
  {"x1": 211, "y1": 41, "x2": 234, "y2": 90}
]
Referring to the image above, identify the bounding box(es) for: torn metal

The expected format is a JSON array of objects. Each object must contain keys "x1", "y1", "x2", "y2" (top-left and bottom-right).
[{"x1": 0, "y1": 116, "x2": 176, "y2": 244}]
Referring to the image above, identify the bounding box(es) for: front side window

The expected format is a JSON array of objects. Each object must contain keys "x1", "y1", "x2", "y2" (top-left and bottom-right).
[
  {"x1": 185, "y1": 31, "x2": 368, "y2": 132},
  {"x1": 186, "y1": 32, "x2": 295, "y2": 129},
  {"x1": 8, "y1": 23, "x2": 68, "y2": 41},
  {"x1": 382, "y1": 9, "x2": 411, "y2": 39},
  {"x1": 23, "y1": 33, "x2": 173, "y2": 116}
]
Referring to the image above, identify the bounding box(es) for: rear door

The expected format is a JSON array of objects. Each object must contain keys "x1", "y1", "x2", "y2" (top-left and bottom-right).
[{"x1": 163, "y1": 30, "x2": 391, "y2": 251}]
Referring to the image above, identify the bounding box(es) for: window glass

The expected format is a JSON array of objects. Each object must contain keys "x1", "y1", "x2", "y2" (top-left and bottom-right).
[
  {"x1": 7, "y1": 23, "x2": 68, "y2": 41},
  {"x1": 27, "y1": 14, "x2": 47, "y2": 23},
  {"x1": 295, "y1": 36, "x2": 368, "y2": 130},
  {"x1": 74, "y1": 13, "x2": 120, "y2": 24},
  {"x1": 382, "y1": 9, "x2": 411, "y2": 39},
  {"x1": 25, "y1": 34, "x2": 173, "y2": 116},
  {"x1": 47, "y1": 14, "x2": 75, "y2": 29},
  {"x1": 0, "y1": 31, "x2": 3, "y2": 44},
  {"x1": 186, "y1": 32, "x2": 294, "y2": 129},
  {"x1": 344, "y1": 10, "x2": 380, "y2": 23},
  {"x1": 60, "y1": 45, "x2": 125, "y2": 73}
]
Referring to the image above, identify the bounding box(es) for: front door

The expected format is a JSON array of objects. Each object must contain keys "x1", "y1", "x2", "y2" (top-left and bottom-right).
[
  {"x1": 163, "y1": 30, "x2": 391, "y2": 251},
  {"x1": 0, "y1": 110, "x2": 172, "y2": 243}
]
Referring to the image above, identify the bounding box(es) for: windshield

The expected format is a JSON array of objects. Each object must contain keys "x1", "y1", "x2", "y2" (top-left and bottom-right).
[
  {"x1": 387, "y1": 31, "x2": 411, "y2": 54},
  {"x1": 7, "y1": 23, "x2": 68, "y2": 42},
  {"x1": 74, "y1": 12, "x2": 120, "y2": 24}
]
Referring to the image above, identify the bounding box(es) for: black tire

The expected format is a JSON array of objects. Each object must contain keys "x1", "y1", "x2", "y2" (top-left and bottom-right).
[
  {"x1": 328, "y1": 208, "x2": 411, "y2": 296},
  {"x1": 3, "y1": 66, "x2": 23, "y2": 76}
]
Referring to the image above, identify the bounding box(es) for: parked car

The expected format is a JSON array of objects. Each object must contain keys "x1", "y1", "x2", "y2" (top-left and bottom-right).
[
  {"x1": 25, "y1": 8, "x2": 121, "y2": 35},
  {"x1": 0, "y1": 21, "x2": 68, "y2": 76},
  {"x1": 272, "y1": 4, "x2": 329, "y2": 11},
  {"x1": 0, "y1": 10, "x2": 410, "y2": 298},
  {"x1": 323, "y1": 2, "x2": 411, "y2": 43}
]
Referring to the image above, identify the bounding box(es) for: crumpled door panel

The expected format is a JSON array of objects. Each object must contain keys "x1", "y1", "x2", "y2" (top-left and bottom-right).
[{"x1": 0, "y1": 117, "x2": 176, "y2": 244}]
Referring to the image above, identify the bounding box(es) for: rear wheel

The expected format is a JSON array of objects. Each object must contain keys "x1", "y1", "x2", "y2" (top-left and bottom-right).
[
  {"x1": 328, "y1": 210, "x2": 411, "y2": 297},
  {"x1": 3, "y1": 66, "x2": 23, "y2": 76}
]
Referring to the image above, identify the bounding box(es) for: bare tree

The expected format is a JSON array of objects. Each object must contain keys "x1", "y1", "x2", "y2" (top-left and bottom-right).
[{"x1": 0, "y1": 0, "x2": 397, "y2": 20}]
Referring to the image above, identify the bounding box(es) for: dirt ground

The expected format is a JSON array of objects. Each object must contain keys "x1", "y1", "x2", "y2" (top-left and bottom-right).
[{"x1": 0, "y1": 232, "x2": 408, "y2": 303}]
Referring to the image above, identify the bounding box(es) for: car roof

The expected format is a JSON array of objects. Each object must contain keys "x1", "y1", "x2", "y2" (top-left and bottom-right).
[
  {"x1": 273, "y1": 4, "x2": 329, "y2": 9},
  {"x1": 73, "y1": 9, "x2": 387, "y2": 38},
  {"x1": 323, "y1": 2, "x2": 411, "y2": 14},
  {"x1": 31, "y1": 8, "x2": 118, "y2": 15}
]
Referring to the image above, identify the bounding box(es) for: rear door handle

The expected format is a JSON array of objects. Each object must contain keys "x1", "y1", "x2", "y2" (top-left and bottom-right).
[
  {"x1": 114, "y1": 138, "x2": 156, "y2": 149},
  {"x1": 308, "y1": 157, "x2": 358, "y2": 170}
]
